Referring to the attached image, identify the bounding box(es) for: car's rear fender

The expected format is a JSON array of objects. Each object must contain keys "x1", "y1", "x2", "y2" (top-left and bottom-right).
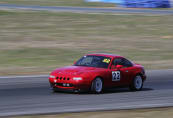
[{"x1": 133, "y1": 71, "x2": 146, "y2": 82}]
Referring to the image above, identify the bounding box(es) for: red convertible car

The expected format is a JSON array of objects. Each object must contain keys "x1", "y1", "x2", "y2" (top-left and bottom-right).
[{"x1": 49, "y1": 53, "x2": 146, "y2": 93}]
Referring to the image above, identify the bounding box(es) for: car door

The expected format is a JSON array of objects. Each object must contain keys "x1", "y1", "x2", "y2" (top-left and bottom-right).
[
  {"x1": 120, "y1": 58, "x2": 134, "y2": 85},
  {"x1": 110, "y1": 58, "x2": 132, "y2": 87}
]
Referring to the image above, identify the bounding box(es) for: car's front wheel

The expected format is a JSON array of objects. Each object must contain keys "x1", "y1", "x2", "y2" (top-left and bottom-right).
[
  {"x1": 91, "y1": 77, "x2": 103, "y2": 93},
  {"x1": 129, "y1": 75, "x2": 143, "y2": 91},
  {"x1": 52, "y1": 87, "x2": 58, "y2": 92}
]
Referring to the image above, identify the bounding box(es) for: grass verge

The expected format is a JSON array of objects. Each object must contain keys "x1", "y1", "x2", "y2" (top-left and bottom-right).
[
  {"x1": 9, "y1": 107, "x2": 173, "y2": 118},
  {"x1": 0, "y1": 0, "x2": 115, "y2": 7},
  {"x1": 0, "y1": 10, "x2": 173, "y2": 75}
]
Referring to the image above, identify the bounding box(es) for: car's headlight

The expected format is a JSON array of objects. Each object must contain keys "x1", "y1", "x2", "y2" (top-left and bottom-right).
[
  {"x1": 73, "y1": 77, "x2": 82, "y2": 80},
  {"x1": 49, "y1": 75, "x2": 56, "y2": 79}
]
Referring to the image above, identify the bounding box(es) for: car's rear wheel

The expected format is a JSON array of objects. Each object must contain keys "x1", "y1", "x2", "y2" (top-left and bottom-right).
[
  {"x1": 129, "y1": 75, "x2": 143, "y2": 91},
  {"x1": 91, "y1": 77, "x2": 103, "y2": 93}
]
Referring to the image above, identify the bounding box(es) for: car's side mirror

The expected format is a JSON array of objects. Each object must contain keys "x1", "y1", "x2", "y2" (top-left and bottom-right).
[
  {"x1": 116, "y1": 65, "x2": 123, "y2": 70},
  {"x1": 111, "y1": 65, "x2": 123, "y2": 69}
]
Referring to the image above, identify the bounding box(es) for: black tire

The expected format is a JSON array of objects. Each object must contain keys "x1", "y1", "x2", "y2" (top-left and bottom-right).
[
  {"x1": 52, "y1": 87, "x2": 58, "y2": 93},
  {"x1": 129, "y1": 75, "x2": 143, "y2": 91},
  {"x1": 53, "y1": 88, "x2": 57, "y2": 92},
  {"x1": 91, "y1": 77, "x2": 103, "y2": 94}
]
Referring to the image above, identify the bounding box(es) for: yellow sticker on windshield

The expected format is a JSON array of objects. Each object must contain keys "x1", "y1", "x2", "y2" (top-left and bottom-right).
[{"x1": 103, "y1": 59, "x2": 110, "y2": 63}]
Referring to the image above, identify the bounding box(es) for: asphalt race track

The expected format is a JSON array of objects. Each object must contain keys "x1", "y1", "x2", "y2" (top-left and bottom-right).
[
  {"x1": 0, "y1": 69, "x2": 173, "y2": 117},
  {"x1": 0, "y1": 4, "x2": 173, "y2": 14}
]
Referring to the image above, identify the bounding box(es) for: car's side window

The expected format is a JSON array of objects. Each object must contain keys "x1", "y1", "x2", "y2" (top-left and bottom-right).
[
  {"x1": 122, "y1": 58, "x2": 133, "y2": 67},
  {"x1": 113, "y1": 58, "x2": 133, "y2": 68},
  {"x1": 113, "y1": 58, "x2": 123, "y2": 66}
]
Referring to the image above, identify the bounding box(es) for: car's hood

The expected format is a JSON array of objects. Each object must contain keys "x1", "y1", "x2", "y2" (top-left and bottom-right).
[{"x1": 52, "y1": 66, "x2": 98, "y2": 75}]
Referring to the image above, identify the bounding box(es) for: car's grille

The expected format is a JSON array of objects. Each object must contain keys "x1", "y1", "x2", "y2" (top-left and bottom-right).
[
  {"x1": 56, "y1": 76, "x2": 70, "y2": 81},
  {"x1": 56, "y1": 83, "x2": 73, "y2": 87}
]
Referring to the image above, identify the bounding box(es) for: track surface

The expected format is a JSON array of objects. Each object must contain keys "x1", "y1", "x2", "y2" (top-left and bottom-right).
[
  {"x1": 0, "y1": 70, "x2": 173, "y2": 117},
  {"x1": 0, "y1": 4, "x2": 173, "y2": 14}
]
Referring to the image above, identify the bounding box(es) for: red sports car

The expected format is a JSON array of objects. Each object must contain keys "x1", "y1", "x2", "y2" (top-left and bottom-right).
[{"x1": 49, "y1": 53, "x2": 146, "y2": 93}]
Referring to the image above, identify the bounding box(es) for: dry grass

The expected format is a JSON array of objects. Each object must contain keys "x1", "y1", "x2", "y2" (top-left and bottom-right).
[
  {"x1": 10, "y1": 107, "x2": 173, "y2": 118},
  {"x1": 0, "y1": 10, "x2": 173, "y2": 75},
  {"x1": 0, "y1": 0, "x2": 115, "y2": 7}
]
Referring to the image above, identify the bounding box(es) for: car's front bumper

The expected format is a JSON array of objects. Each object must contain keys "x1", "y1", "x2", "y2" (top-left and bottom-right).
[{"x1": 50, "y1": 81, "x2": 90, "y2": 92}]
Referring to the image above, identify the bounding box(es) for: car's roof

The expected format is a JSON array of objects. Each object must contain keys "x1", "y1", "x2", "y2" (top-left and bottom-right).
[{"x1": 87, "y1": 53, "x2": 123, "y2": 58}]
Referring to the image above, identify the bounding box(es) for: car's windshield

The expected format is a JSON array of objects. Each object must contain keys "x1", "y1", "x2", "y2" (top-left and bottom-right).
[{"x1": 74, "y1": 55, "x2": 111, "y2": 68}]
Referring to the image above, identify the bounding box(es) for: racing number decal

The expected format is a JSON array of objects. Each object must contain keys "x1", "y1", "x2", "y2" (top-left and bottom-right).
[{"x1": 112, "y1": 71, "x2": 121, "y2": 81}]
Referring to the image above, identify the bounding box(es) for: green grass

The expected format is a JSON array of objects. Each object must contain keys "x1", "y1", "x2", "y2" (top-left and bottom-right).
[
  {"x1": 10, "y1": 107, "x2": 173, "y2": 118},
  {"x1": 0, "y1": 0, "x2": 115, "y2": 7},
  {"x1": 0, "y1": 10, "x2": 173, "y2": 75}
]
